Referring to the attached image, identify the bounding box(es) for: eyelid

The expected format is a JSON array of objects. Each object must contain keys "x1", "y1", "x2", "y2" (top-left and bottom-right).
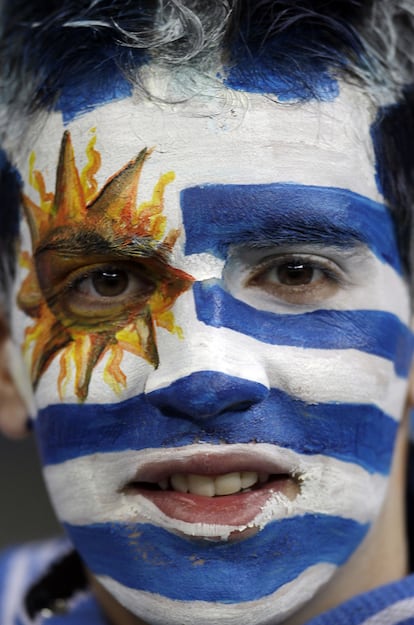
[
  {"x1": 246, "y1": 253, "x2": 347, "y2": 285},
  {"x1": 229, "y1": 242, "x2": 369, "y2": 270},
  {"x1": 252, "y1": 252, "x2": 329, "y2": 269}
]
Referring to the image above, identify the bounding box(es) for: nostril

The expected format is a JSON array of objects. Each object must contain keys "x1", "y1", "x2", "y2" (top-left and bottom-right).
[
  {"x1": 146, "y1": 371, "x2": 269, "y2": 420},
  {"x1": 227, "y1": 400, "x2": 255, "y2": 412}
]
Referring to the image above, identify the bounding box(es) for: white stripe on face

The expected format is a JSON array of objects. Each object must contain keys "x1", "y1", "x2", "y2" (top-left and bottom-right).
[
  {"x1": 44, "y1": 444, "x2": 387, "y2": 533},
  {"x1": 97, "y1": 563, "x2": 337, "y2": 625}
]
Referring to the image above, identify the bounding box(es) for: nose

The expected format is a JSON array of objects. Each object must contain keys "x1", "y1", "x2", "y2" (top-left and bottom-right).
[
  {"x1": 146, "y1": 371, "x2": 269, "y2": 420},
  {"x1": 144, "y1": 286, "x2": 270, "y2": 421}
]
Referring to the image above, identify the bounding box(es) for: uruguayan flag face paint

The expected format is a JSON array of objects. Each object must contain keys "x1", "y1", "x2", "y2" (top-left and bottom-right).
[{"x1": 10, "y1": 81, "x2": 414, "y2": 625}]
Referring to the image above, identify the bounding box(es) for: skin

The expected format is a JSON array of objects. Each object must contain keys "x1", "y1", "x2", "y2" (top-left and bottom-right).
[{"x1": 0, "y1": 77, "x2": 413, "y2": 625}]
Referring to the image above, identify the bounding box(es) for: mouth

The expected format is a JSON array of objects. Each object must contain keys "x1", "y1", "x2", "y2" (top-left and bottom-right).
[
  {"x1": 122, "y1": 450, "x2": 301, "y2": 531},
  {"x1": 126, "y1": 470, "x2": 290, "y2": 496}
]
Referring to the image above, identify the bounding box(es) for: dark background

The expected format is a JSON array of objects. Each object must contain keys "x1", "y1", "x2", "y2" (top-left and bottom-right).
[{"x1": 0, "y1": 434, "x2": 61, "y2": 550}]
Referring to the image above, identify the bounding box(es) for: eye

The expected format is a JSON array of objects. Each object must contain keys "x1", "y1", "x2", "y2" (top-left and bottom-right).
[
  {"x1": 54, "y1": 263, "x2": 157, "y2": 325},
  {"x1": 246, "y1": 254, "x2": 343, "y2": 305}
]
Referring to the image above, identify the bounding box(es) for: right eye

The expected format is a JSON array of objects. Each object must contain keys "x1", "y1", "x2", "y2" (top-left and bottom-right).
[{"x1": 76, "y1": 267, "x2": 145, "y2": 299}]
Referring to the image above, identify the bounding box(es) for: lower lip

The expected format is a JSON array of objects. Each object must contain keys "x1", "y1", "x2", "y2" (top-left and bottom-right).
[{"x1": 127, "y1": 477, "x2": 296, "y2": 527}]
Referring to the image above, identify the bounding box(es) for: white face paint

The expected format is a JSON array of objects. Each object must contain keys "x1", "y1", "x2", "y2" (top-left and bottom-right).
[{"x1": 9, "y1": 82, "x2": 413, "y2": 625}]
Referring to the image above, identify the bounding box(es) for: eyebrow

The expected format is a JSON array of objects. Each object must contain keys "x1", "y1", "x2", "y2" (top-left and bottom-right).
[
  {"x1": 36, "y1": 230, "x2": 171, "y2": 263},
  {"x1": 181, "y1": 183, "x2": 402, "y2": 274}
]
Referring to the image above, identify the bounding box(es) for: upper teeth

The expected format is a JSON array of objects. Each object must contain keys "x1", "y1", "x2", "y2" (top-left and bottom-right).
[{"x1": 159, "y1": 471, "x2": 269, "y2": 497}]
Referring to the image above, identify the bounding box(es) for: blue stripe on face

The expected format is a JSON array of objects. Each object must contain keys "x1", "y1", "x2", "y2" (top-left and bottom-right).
[
  {"x1": 193, "y1": 282, "x2": 414, "y2": 378},
  {"x1": 181, "y1": 184, "x2": 402, "y2": 273},
  {"x1": 64, "y1": 515, "x2": 368, "y2": 603},
  {"x1": 36, "y1": 378, "x2": 397, "y2": 474}
]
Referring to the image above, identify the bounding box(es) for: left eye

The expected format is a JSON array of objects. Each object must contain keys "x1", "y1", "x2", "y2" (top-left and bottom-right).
[
  {"x1": 246, "y1": 255, "x2": 342, "y2": 304},
  {"x1": 271, "y1": 260, "x2": 321, "y2": 286}
]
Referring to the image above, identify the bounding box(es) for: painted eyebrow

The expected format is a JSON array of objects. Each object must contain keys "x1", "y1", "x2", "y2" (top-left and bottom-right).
[
  {"x1": 219, "y1": 222, "x2": 363, "y2": 249},
  {"x1": 35, "y1": 231, "x2": 171, "y2": 262},
  {"x1": 181, "y1": 183, "x2": 402, "y2": 273}
]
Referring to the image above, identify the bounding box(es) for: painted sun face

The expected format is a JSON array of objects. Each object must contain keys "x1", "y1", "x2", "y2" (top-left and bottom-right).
[
  {"x1": 10, "y1": 83, "x2": 413, "y2": 625},
  {"x1": 18, "y1": 130, "x2": 193, "y2": 401}
]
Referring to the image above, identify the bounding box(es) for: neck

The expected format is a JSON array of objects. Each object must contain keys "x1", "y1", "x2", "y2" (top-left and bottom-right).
[{"x1": 285, "y1": 415, "x2": 409, "y2": 625}]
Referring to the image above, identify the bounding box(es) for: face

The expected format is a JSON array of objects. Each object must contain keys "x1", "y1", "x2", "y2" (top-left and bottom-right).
[{"x1": 8, "y1": 81, "x2": 413, "y2": 625}]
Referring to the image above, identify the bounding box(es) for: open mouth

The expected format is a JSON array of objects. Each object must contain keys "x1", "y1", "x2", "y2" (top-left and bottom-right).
[
  {"x1": 125, "y1": 470, "x2": 292, "y2": 497},
  {"x1": 122, "y1": 453, "x2": 300, "y2": 530}
]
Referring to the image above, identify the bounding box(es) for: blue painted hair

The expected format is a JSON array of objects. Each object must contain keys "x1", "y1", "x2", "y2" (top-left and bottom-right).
[{"x1": 1, "y1": 1, "x2": 413, "y2": 115}]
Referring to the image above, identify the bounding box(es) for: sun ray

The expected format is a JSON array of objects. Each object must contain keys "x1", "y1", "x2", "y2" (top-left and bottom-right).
[
  {"x1": 88, "y1": 147, "x2": 148, "y2": 226},
  {"x1": 77, "y1": 334, "x2": 112, "y2": 402},
  {"x1": 53, "y1": 131, "x2": 86, "y2": 225},
  {"x1": 103, "y1": 343, "x2": 127, "y2": 395},
  {"x1": 80, "y1": 128, "x2": 102, "y2": 203},
  {"x1": 28, "y1": 152, "x2": 54, "y2": 212},
  {"x1": 135, "y1": 171, "x2": 176, "y2": 239},
  {"x1": 29, "y1": 315, "x2": 72, "y2": 388}
]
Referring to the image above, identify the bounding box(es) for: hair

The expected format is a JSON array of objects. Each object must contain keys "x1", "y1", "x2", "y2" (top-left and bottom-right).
[{"x1": 1, "y1": 0, "x2": 414, "y2": 314}]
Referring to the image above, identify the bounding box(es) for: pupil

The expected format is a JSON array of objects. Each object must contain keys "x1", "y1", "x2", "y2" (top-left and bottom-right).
[
  {"x1": 92, "y1": 270, "x2": 128, "y2": 296},
  {"x1": 278, "y1": 262, "x2": 313, "y2": 286}
]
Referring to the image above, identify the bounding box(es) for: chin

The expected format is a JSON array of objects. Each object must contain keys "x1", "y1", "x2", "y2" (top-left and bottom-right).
[{"x1": 96, "y1": 561, "x2": 337, "y2": 625}]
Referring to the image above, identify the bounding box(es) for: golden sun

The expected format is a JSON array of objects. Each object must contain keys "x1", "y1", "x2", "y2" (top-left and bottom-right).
[{"x1": 18, "y1": 129, "x2": 193, "y2": 401}]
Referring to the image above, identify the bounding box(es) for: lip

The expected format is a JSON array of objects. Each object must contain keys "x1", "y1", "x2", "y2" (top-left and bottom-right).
[{"x1": 122, "y1": 449, "x2": 300, "y2": 528}]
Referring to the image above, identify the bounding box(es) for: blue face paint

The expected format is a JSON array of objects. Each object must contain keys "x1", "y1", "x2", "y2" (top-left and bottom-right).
[
  {"x1": 15, "y1": 74, "x2": 413, "y2": 622},
  {"x1": 181, "y1": 184, "x2": 403, "y2": 273},
  {"x1": 193, "y1": 283, "x2": 413, "y2": 377},
  {"x1": 31, "y1": 173, "x2": 411, "y2": 616},
  {"x1": 65, "y1": 515, "x2": 368, "y2": 603},
  {"x1": 36, "y1": 385, "x2": 396, "y2": 474}
]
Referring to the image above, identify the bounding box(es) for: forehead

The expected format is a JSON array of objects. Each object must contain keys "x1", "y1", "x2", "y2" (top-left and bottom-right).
[{"x1": 17, "y1": 82, "x2": 381, "y2": 204}]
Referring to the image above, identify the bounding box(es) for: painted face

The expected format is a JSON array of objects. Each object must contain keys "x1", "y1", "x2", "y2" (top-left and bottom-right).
[{"x1": 10, "y1": 82, "x2": 413, "y2": 625}]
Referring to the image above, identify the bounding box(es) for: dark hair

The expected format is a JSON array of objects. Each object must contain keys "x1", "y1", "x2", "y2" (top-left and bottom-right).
[{"x1": 1, "y1": 0, "x2": 414, "y2": 313}]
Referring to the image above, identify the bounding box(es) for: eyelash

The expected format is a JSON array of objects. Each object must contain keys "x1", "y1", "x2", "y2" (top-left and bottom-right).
[{"x1": 245, "y1": 253, "x2": 345, "y2": 305}]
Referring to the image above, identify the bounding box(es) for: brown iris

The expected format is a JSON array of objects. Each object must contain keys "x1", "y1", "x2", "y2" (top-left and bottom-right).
[{"x1": 276, "y1": 261, "x2": 314, "y2": 286}]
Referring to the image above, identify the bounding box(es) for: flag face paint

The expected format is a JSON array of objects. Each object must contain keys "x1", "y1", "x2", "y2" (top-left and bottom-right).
[{"x1": 10, "y1": 84, "x2": 413, "y2": 625}]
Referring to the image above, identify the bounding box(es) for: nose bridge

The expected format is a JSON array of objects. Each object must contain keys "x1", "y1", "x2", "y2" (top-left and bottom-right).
[
  {"x1": 146, "y1": 290, "x2": 269, "y2": 390},
  {"x1": 144, "y1": 286, "x2": 270, "y2": 419}
]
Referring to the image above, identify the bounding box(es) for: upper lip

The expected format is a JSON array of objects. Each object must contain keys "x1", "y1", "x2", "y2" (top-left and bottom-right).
[{"x1": 124, "y1": 446, "x2": 298, "y2": 487}]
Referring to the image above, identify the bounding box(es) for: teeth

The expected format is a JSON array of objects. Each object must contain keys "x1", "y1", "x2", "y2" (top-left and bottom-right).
[
  {"x1": 240, "y1": 471, "x2": 258, "y2": 489},
  {"x1": 158, "y1": 472, "x2": 270, "y2": 496},
  {"x1": 170, "y1": 474, "x2": 188, "y2": 493},
  {"x1": 188, "y1": 474, "x2": 216, "y2": 497}
]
